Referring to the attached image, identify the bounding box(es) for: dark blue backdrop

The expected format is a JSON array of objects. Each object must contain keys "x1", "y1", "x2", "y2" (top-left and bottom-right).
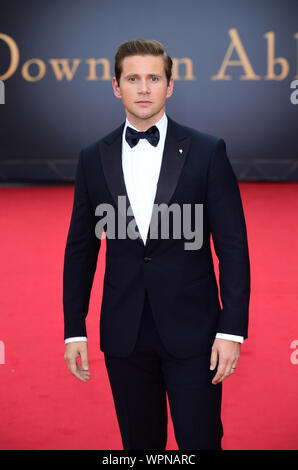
[{"x1": 0, "y1": 0, "x2": 297, "y2": 181}]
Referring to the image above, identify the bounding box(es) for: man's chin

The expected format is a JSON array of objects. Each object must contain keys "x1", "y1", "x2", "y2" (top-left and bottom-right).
[
  {"x1": 131, "y1": 108, "x2": 161, "y2": 122},
  {"x1": 134, "y1": 109, "x2": 154, "y2": 119}
]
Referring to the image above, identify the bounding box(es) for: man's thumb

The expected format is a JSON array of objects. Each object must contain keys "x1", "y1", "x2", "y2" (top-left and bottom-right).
[
  {"x1": 80, "y1": 350, "x2": 89, "y2": 370},
  {"x1": 210, "y1": 348, "x2": 218, "y2": 370}
]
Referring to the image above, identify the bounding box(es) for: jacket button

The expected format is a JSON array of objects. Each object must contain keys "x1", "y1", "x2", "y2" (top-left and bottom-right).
[{"x1": 143, "y1": 257, "x2": 152, "y2": 263}]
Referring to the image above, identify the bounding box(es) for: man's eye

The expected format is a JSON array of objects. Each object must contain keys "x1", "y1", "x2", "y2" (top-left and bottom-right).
[
  {"x1": 128, "y1": 77, "x2": 136, "y2": 82},
  {"x1": 151, "y1": 77, "x2": 158, "y2": 81}
]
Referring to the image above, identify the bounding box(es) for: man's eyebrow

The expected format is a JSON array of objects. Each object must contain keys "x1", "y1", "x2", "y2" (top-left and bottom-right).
[{"x1": 123, "y1": 73, "x2": 163, "y2": 78}]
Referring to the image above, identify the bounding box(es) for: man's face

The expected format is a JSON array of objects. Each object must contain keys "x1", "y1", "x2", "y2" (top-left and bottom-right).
[{"x1": 112, "y1": 54, "x2": 174, "y2": 129}]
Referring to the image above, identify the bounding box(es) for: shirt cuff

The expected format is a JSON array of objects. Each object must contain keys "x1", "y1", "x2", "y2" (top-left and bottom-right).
[
  {"x1": 65, "y1": 336, "x2": 88, "y2": 344},
  {"x1": 216, "y1": 333, "x2": 244, "y2": 343}
]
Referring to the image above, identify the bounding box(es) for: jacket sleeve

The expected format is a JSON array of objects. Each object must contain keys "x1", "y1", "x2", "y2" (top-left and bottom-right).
[
  {"x1": 63, "y1": 150, "x2": 101, "y2": 339},
  {"x1": 206, "y1": 139, "x2": 250, "y2": 338}
]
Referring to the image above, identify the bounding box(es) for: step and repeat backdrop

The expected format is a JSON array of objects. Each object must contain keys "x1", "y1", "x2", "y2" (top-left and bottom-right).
[{"x1": 0, "y1": 0, "x2": 297, "y2": 181}]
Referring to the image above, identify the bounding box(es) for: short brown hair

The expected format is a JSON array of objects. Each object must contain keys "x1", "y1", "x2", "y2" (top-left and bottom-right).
[{"x1": 114, "y1": 39, "x2": 173, "y2": 85}]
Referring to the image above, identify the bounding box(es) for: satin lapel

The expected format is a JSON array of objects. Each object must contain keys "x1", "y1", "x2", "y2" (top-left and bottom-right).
[
  {"x1": 146, "y1": 117, "x2": 192, "y2": 247},
  {"x1": 99, "y1": 124, "x2": 143, "y2": 246}
]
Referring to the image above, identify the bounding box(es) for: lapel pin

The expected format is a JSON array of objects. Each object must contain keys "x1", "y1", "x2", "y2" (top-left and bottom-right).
[{"x1": 179, "y1": 149, "x2": 183, "y2": 155}]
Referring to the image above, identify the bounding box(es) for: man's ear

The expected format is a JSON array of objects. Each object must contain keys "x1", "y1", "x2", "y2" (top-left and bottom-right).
[
  {"x1": 112, "y1": 77, "x2": 121, "y2": 99},
  {"x1": 166, "y1": 77, "x2": 174, "y2": 99}
]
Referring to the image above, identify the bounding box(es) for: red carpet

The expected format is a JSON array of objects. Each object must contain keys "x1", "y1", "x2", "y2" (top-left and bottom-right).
[{"x1": 0, "y1": 182, "x2": 297, "y2": 450}]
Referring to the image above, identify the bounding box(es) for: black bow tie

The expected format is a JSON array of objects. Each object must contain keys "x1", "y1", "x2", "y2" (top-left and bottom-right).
[{"x1": 125, "y1": 125, "x2": 160, "y2": 148}]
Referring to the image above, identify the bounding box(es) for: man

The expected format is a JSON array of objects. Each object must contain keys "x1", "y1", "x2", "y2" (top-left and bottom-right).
[{"x1": 63, "y1": 39, "x2": 250, "y2": 450}]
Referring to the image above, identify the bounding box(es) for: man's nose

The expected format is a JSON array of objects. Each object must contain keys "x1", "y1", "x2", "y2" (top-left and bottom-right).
[{"x1": 138, "y1": 79, "x2": 150, "y2": 94}]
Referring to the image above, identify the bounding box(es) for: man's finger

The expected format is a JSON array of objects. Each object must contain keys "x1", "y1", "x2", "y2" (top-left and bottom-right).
[
  {"x1": 80, "y1": 349, "x2": 89, "y2": 371},
  {"x1": 68, "y1": 358, "x2": 84, "y2": 380},
  {"x1": 212, "y1": 360, "x2": 227, "y2": 385},
  {"x1": 222, "y1": 360, "x2": 234, "y2": 381},
  {"x1": 67, "y1": 357, "x2": 78, "y2": 374},
  {"x1": 77, "y1": 364, "x2": 91, "y2": 379},
  {"x1": 66, "y1": 357, "x2": 88, "y2": 382},
  {"x1": 218, "y1": 358, "x2": 237, "y2": 383},
  {"x1": 77, "y1": 364, "x2": 90, "y2": 373},
  {"x1": 225, "y1": 355, "x2": 239, "y2": 379},
  {"x1": 210, "y1": 348, "x2": 218, "y2": 371},
  {"x1": 231, "y1": 356, "x2": 239, "y2": 370}
]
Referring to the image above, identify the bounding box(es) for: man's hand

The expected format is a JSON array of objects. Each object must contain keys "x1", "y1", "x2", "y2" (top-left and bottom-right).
[
  {"x1": 64, "y1": 341, "x2": 90, "y2": 382},
  {"x1": 210, "y1": 338, "x2": 241, "y2": 385}
]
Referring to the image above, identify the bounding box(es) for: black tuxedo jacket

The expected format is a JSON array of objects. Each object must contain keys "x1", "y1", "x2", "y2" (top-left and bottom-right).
[{"x1": 63, "y1": 116, "x2": 250, "y2": 358}]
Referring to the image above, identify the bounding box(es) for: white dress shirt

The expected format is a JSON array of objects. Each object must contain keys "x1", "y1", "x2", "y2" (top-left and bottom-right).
[{"x1": 65, "y1": 113, "x2": 243, "y2": 344}]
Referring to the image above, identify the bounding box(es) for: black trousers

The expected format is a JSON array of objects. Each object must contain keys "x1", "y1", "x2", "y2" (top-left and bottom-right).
[{"x1": 104, "y1": 291, "x2": 223, "y2": 450}]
